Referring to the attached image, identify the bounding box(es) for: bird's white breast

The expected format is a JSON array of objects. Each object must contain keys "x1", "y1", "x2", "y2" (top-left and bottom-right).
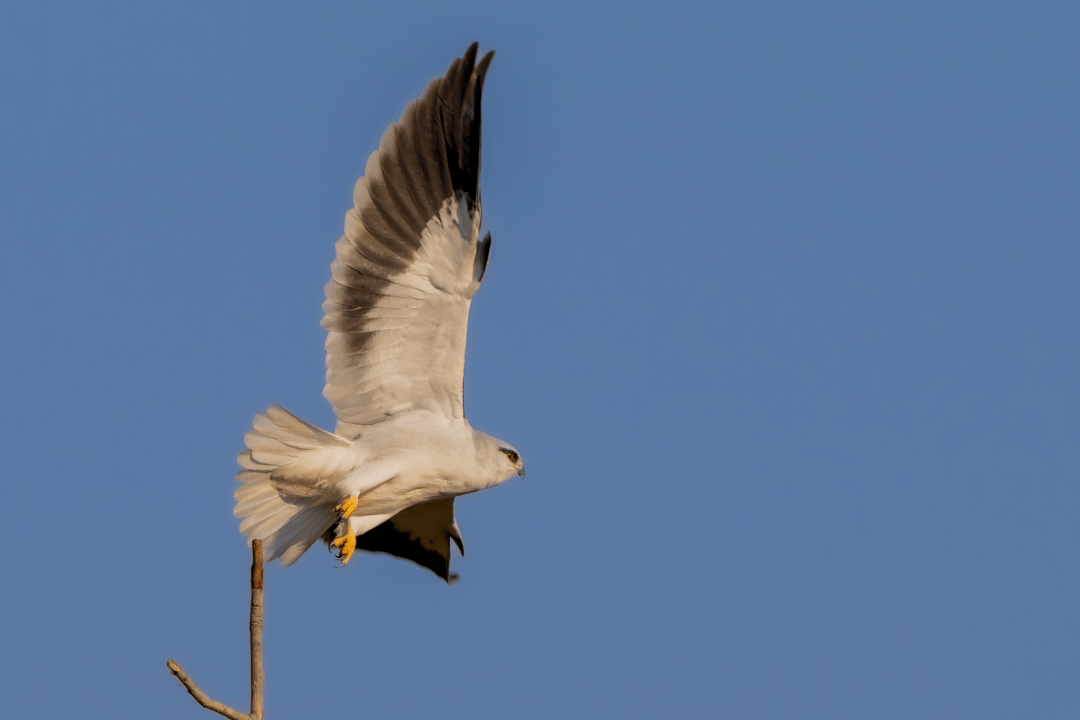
[{"x1": 339, "y1": 413, "x2": 497, "y2": 516}]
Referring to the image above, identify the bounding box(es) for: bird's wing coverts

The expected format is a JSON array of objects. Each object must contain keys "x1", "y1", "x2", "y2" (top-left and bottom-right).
[{"x1": 323, "y1": 43, "x2": 495, "y2": 436}]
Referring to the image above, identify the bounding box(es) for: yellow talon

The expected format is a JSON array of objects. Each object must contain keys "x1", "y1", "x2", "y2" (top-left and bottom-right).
[
  {"x1": 336, "y1": 495, "x2": 359, "y2": 519},
  {"x1": 332, "y1": 529, "x2": 357, "y2": 565},
  {"x1": 331, "y1": 496, "x2": 360, "y2": 565}
]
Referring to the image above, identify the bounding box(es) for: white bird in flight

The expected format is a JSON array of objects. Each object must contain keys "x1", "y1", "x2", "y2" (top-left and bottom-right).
[{"x1": 234, "y1": 43, "x2": 523, "y2": 583}]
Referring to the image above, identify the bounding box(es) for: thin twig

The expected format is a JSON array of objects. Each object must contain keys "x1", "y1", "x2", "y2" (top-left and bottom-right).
[
  {"x1": 167, "y1": 659, "x2": 250, "y2": 720},
  {"x1": 167, "y1": 539, "x2": 265, "y2": 720}
]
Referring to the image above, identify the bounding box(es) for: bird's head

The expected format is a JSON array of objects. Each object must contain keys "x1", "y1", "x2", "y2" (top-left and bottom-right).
[
  {"x1": 474, "y1": 432, "x2": 526, "y2": 483},
  {"x1": 498, "y1": 444, "x2": 526, "y2": 479}
]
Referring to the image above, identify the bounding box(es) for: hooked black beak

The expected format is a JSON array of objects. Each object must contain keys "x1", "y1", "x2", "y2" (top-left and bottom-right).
[{"x1": 517, "y1": 465, "x2": 526, "y2": 478}]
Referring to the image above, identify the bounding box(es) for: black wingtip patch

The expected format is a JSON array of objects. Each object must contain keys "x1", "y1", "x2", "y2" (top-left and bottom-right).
[
  {"x1": 366, "y1": 41, "x2": 493, "y2": 240},
  {"x1": 473, "y1": 231, "x2": 491, "y2": 283}
]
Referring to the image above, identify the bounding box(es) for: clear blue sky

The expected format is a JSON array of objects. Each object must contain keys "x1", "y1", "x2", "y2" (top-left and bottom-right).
[{"x1": 1, "y1": 2, "x2": 1078, "y2": 718}]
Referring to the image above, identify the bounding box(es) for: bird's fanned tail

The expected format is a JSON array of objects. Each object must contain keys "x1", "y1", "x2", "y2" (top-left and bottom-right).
[{"x1": 235, "y1": 405, "x2": 352, "y2": 566}]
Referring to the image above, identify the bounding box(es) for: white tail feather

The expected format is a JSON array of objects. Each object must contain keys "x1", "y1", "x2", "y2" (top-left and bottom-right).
[
  {"x1": 274, "y1": 504, "x2": 338, "y2": 567},
  {"x1": 234, "y1": 405, "x2": 350, "y2": 566}
]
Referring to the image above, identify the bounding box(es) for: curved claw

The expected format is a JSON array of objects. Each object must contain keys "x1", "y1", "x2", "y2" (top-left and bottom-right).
[{"x1": 332, "y1": 530, "x2": 357, "y2": 566}]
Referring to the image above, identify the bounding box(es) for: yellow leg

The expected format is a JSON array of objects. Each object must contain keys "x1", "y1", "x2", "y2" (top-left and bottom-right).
[
  {"x1": 336, "y1": 495, "x2": 359, "y2": 519},
  {"x1": 332, "y1": 495, "x2": 359, "y2": 565}
]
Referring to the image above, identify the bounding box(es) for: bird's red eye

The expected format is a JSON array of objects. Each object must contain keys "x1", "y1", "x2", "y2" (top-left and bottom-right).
[{"x1": 506, "y1": 451, "x2": 518, "y2": 463}]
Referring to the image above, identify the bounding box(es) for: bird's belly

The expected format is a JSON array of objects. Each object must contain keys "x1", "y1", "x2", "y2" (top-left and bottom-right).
[{"x1": 352, "y1": 467, "x2": 475, "y2": 515}]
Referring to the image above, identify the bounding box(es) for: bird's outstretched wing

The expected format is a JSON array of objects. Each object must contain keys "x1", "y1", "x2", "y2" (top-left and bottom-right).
[{"x1": 322, "y1": 43, "x2": 494, "y2": 436}]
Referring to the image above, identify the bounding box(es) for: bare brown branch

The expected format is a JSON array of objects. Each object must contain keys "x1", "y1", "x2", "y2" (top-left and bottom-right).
[
  {"x1": 250, "y1": 540, "x2": 264, "y2": 720},
  {"x1": 168, "y1": 539, "x2": 265, "y2": 720}
]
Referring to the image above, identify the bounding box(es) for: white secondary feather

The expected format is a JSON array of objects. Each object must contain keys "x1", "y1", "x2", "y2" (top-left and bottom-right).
[{"x1": 323, "y1": 193, "x2": 480, "y2": 435}]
